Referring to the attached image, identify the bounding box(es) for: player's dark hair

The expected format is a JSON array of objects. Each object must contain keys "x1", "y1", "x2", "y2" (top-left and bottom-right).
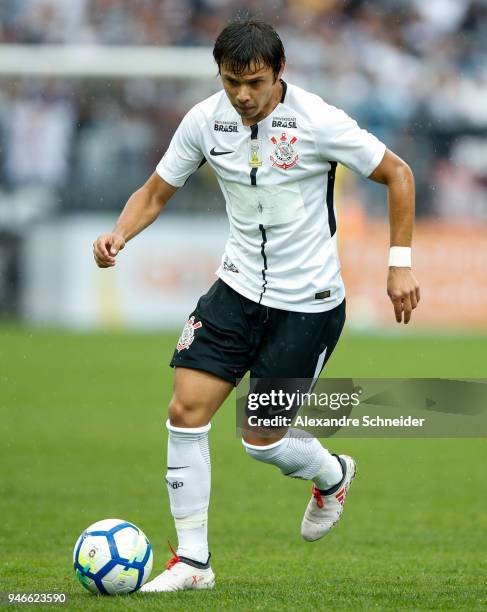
[{"x1": 213, "y1": 19, "x2": 285, "y2": 79}]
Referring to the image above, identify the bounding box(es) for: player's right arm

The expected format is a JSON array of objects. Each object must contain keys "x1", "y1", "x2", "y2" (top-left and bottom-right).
[
  {"x1": 93, "y1": 104, "x2": 205, "y2": 269},
  {"x1": 93, "y1": 173, "x2": 178, "y2": 268}
]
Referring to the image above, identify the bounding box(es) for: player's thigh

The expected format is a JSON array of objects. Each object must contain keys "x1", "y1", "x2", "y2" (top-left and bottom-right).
[
  {"x1": 251, "y1": 298, "x2": 346, "y2": 379},
  {"x1": 169, "y1": 367, "x2": 234, "y2": 427},
  {"x1": 243, "y1": 299, "x2": 346, "y2": 443},
  {"x1": 168, "y1": 279, "x2": 253, "y2": 427},
  {"x1": 170, "y1": 279, "x2": 253, "y2": 386}
]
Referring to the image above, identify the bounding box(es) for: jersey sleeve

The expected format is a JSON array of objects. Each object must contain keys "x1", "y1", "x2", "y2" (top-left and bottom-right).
[
  {"x1": 156, "y1": 105, "x2": 205, "y2": 187},
  {"x1": 315, "y1": 103, "x2": 386, "y2": 177}
]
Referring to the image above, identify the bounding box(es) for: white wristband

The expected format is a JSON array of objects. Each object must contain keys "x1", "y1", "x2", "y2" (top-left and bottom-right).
[{"x1": 389, "y1": 246, "x2": 411, "y2": 267}]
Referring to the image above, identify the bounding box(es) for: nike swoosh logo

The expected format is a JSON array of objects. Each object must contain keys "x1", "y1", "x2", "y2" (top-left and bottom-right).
[
  {"x1": 210, "y1": 147, "x2": 233, "y2": 156},
  {"x1": 167, "y1": 466, "x2": 190, "y2": 470}
]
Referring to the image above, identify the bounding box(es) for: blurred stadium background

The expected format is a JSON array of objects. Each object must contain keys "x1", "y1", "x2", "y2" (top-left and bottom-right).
[
  {"x1": 2, "y1": 3, "x2": 487, "y2": 607},
  {"x1": 1, "y1": 0, "x2": 486, "y2": 332}
]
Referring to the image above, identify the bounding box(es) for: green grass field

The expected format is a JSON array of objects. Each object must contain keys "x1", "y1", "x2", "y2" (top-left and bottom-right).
[{"x1": 1, "y1": 326, "x2": 486, "y2": 610}]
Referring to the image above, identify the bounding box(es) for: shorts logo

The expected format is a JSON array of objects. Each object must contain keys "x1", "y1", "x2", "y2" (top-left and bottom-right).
[
  {"x1": 270, "y1": 132, "x2": 299, "y2": 170},
  {"x1": 176, "y1": 316, "x2": 203, "y2": 352}
]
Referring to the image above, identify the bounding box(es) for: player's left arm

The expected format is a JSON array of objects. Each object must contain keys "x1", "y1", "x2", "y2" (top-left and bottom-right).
[{"x1": 368, "y1": 149, "x2": 420, "y2": 324}]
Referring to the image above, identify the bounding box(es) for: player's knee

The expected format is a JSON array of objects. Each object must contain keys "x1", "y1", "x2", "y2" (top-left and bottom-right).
[
  {"x1": 168, "y1": 396, "x2": 208, "y2": 428},
  {"x1": 168, "y1": 397, "x2": 193, "y2": 427}
]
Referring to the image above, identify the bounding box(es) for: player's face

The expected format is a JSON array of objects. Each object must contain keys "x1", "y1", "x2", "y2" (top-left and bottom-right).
[{"x1": 220, "y1": 61, "x2": 284, "y2": 125}]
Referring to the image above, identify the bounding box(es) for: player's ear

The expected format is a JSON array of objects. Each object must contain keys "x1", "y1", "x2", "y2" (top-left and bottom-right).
[{"x1": 278, "y1": 60, "x2": 286, "y2": 79}]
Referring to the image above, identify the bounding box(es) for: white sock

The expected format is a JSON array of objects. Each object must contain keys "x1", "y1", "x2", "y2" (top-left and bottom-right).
[
  {"x1": 174, "y1": 513, "x2": 208, "y2": 565},
  {"x1": 166, "y1": 420, "x2": 211, "y2": 564},
  {"x1": 243, "y1": 429, "x2": 343, "y2": 490}
]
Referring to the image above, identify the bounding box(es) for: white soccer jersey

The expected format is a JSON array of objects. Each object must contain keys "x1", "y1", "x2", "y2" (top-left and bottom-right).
[{"x1": 156, "y1": 81, "x2": 386, "y2": 312}]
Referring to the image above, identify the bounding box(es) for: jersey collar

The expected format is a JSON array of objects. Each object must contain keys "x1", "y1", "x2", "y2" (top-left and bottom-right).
[{"x1": 280, "y1": 79, "x2": 287, "y2": 103}]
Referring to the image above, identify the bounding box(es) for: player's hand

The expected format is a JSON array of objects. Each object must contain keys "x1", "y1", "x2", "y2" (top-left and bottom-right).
[
  {"x1": 93, "y1": 233, "x2": 125, "y2": 268},
  {"x1": 387, "y1": 267, "x2": 420, "y2": 324}
]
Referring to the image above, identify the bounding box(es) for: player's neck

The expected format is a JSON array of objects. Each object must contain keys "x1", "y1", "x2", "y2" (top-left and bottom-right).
[{"x1": 241, "y1": 79, "x2": 283, "y2": 127}]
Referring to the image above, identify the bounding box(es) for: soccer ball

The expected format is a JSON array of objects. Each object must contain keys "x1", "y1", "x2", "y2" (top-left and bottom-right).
[{"x1": 73, "y1": 519, "x2": 153, "y2": 595}]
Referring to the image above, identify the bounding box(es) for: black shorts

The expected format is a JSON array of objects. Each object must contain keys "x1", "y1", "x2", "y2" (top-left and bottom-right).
[{"x1": 170, "y1": 279, "x2": 346, "y2": 385}]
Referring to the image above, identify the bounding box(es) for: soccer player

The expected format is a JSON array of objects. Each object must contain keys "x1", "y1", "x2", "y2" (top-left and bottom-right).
[{"x1": 93, "y1": 19, "x2": 420, "y2": 592}]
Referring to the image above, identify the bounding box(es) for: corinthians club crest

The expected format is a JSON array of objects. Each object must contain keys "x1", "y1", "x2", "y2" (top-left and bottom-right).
[
  {"x1": 177, "y1": 316, "x2": 203, "y2": 352},
  {"x1": 270, "y1": 132, "x2": 299, "y2": 170}
]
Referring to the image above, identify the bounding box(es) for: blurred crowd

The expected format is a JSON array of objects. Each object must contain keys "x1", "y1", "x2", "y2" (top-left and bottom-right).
[{"x1": 0, "y1": 0, "x2": 487, "y2": 223}]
